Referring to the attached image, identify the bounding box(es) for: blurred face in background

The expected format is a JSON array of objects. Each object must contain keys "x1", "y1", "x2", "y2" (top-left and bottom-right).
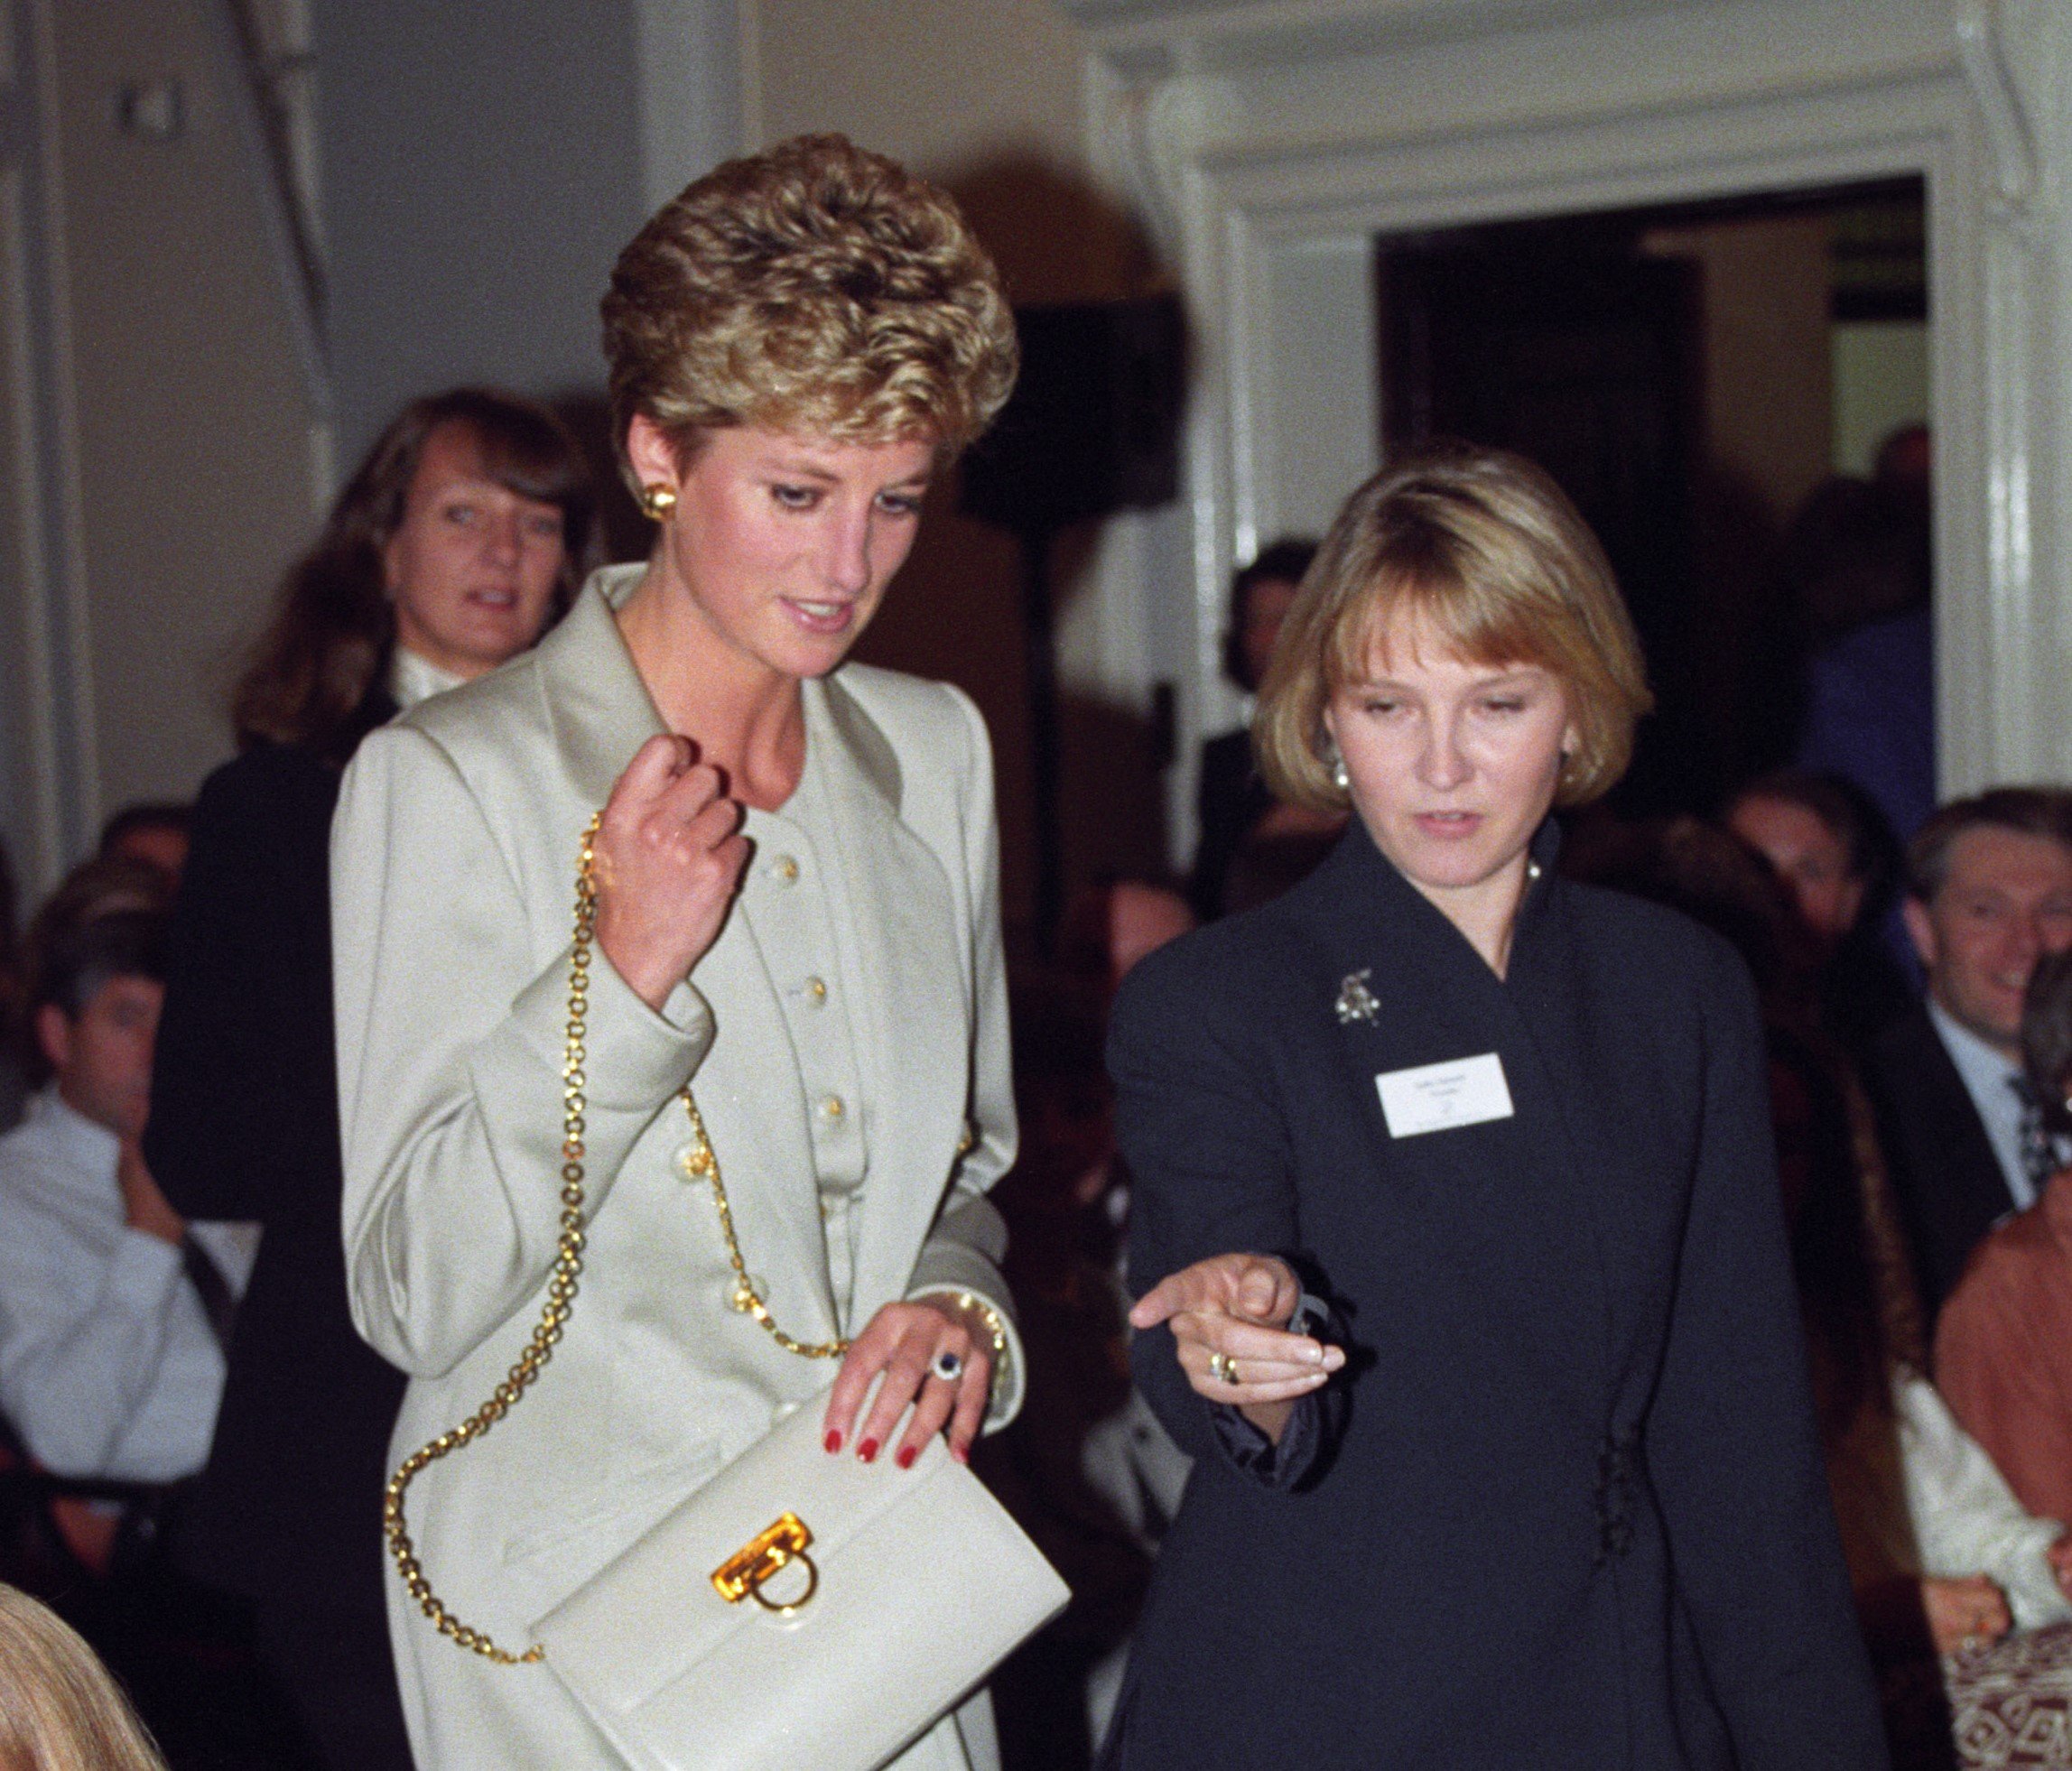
[
  {"x1": 1108, "y1": 882, "x2": 1195, "y2": 985},
  {"x1": 1239, "y1": 577, "x2": 1301, "y2": 696},
  {"x1": 1729, "y1": 794, "x2": 1864, "y2": 947},
  {"x1": 1907, "y1": 825, "x2": 2072, "y2": 1055},
  {"x1": 103, "y1": 821, "x2": 188, "y2": 887},
  {"x1": 35, "y1": 974, "x2": 162, "y2": 1142},
  {"x1": 383, "y1": 422, "x2": 567, "y2": 678}
]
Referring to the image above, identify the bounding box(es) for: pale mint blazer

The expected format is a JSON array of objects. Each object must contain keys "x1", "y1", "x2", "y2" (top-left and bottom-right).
[{"x1": 333, "y1": 566, "x2": 1019, "y2": 1769}]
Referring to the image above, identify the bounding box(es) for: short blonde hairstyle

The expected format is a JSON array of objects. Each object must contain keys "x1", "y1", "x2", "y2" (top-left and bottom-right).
[
  {"x1": 0, "y1": 1584, "x2": 166, "y2": 1771},
  {"x1": 1256, "y1": 443, "x2": 1653, "y2": 814},
  {"x1": 600, "y1": 134, "x2": 1017, "y2": 471}
]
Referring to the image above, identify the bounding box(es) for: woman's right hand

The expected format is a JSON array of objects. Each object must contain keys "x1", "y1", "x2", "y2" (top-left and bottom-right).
[
  {"x1": 1129, "y1": 1253, "x2": 1344, "y2": 1442},
  {"x1": 1921, "y1": 1573, "x2": 2012, "y2": 1656},
  {"x1": 594, "y1": 735, "x2": 751, "y2": 1009}
]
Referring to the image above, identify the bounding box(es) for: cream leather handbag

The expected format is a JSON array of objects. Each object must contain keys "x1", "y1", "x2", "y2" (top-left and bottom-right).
[{"x1": 534, "y1": 1383, "x2": 1069, "y2": 1771}]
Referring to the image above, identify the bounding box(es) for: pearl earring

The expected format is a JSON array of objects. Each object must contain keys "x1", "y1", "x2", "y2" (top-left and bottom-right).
[{"x1": 1331, "y1": 756, "x2": 1350, "y2": 793}]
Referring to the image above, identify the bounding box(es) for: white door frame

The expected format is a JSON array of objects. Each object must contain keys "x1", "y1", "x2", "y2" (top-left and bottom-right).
[
  {"x1": 0, "y1": 0, "x2": 96, "y2": 901},
  {"x1": 1065, "y1": 0, "x2": 2061, "y2": 859}
]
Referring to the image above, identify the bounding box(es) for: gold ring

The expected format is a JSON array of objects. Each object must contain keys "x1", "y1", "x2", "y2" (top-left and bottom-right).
[{"x1": 1210, "y1": 1351, "x2": 1240, "y2": 1386}]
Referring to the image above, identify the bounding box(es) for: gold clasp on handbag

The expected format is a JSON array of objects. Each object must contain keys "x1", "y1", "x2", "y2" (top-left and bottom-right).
[{"x1": 711, "y1": 1512, "x2": 818, "y2": 1617}]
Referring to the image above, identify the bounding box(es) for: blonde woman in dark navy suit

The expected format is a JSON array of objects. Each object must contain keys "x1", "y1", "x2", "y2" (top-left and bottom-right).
[{"x1": 1104, "y1": 446, "x2": 1888, "y2": 1769}]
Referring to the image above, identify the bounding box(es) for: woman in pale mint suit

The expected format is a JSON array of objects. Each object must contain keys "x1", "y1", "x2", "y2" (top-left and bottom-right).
[{"x1": 330, "y1": 135, "x2": 1025, "y2": 1768}]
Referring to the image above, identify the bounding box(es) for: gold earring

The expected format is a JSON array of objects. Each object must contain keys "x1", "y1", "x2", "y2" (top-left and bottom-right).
[{"x1": 638, "y1": 483, "x2": 677, "y2": 522}]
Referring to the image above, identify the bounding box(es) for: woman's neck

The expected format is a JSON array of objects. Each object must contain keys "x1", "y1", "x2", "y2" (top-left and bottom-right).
[
  {"x1": 1409, "y1": 850, "x2": 1532, "y2": 979},
  {"x1": 615, "y1": 565, "x2": 806, "y2": 811}
]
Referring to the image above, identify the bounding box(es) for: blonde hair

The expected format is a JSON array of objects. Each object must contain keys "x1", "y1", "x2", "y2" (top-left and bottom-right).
[
  {"x1": 0, "y1": 1585, "x2": 166, "y2": 1771},
  {"x1": 1255, "y1": 443, "x2": 1653, "y2": 814},
  {"x1": 600, "y1": 133, "x2": 1017, "y2": 473}
]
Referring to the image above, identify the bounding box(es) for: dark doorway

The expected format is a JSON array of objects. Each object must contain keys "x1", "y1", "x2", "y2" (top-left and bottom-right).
[{"x1": 1377, "y1": 178, "x2": 1928, "y2": 820}]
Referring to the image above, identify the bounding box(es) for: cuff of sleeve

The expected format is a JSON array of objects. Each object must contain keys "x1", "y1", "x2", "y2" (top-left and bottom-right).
[
  {"x1": 1994, "y1": 1526, "x2": 2072, "y2": 1630},
  {"x1": 1205, "y1": 1391, "x2": 1321, "y2": 1492},
  {"x1": 1287, "y1": 1292, "x2": 1332, "y2": 1337},
  {"x1": 506, "y1": 941, "x2": 714, "y2": 1109},
  {"x1": 907, "y1": 1281, "x2": 1027, "y2": 1434}
]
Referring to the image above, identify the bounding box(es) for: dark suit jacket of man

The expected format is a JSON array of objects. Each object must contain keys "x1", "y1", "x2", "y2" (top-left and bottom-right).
[
  {"x1": 144, "y1": 724, "x2": 413, "y2": 1767},
  {"x1": 1188, "y1": 727, "x2": 1271, "y2": 920},
  {"x1": 1862, "y1": 1004, "x2": 2019, "y2": 1324},
  {"x1": 1105, "y1": 822, "x2": 1886, "y2": 1771}
]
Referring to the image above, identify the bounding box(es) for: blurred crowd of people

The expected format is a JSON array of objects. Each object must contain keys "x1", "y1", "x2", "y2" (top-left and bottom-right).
[
  {"x1": 0, "y1": 386, "x2": 595, "y2": 1767},
  {"x1": 0, "y1": 348, "x2": 2066, "y2": 1771}
]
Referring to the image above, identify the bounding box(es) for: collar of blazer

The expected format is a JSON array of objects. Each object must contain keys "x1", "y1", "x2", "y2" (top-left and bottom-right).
[
  {"x1": 1288, "y1": 812, "x2": 1564, "y2": 987},
  {"x1": 532, "y1": 565, "x2": 895, "y2": 815},
  {"x1": 533, "y1": 566, "x2": 970, "y2": 1338}
]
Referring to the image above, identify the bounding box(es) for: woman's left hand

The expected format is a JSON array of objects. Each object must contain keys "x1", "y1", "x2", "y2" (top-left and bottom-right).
[
  {"x1": 1129, "y1": 1253, "x2": 1344, "y2": 1405},
  {"x1": 821, "y1": 1295, "x2": 993, "y2": 1470}
]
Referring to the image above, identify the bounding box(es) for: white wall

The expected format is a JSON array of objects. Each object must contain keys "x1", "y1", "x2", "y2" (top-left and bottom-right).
[
  {"x1": 0, "y1": 0, "x2": 320, "y2": 898},
  {"x1": 311, "y1": 0, "x2": 650, "y2": 467},
  {"x1": 747, "y1": 0, "x2": 1088, "y2": 172},
  {"x1": 1832, "y1": 320, "x2": 1929, "y2": 478}
]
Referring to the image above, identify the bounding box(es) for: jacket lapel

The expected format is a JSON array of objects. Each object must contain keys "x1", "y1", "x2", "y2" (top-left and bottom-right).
[
  {"x1": 533, "y1": 567, "x2": 840, "y2": 1337},
  {"x1": 537, "y1": 566, "x2": 671, "y2": 811},
  {"x1": 688, "y1": 900, "x2": 841, "y2": 1342},
  {"x1": 805, "y1": 676, "x2": 968, "y2": 1318},
  {"x1": 525, "y1": 586, "x2": 968, "y2": 1331},
  {"x1": 1295, "y1": 825, "x2": 1615, "y2": 1406}
]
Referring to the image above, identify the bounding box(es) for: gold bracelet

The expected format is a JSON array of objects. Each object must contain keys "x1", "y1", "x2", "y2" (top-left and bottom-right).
[{"x1": 922, "y1": 1288, "x2": 1010, "y2": 1411}]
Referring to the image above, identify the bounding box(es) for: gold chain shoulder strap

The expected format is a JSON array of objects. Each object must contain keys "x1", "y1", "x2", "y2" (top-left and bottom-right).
[
  {"x1": 686, "y1": 1087, "x2": 847, "y2": 1361},
  {"x1": 385, "y1": 814, "x2": 850, "y2": 1664}
]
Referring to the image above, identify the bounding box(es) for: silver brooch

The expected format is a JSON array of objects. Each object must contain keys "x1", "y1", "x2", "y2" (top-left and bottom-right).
[{"x1": 1334, "y1": 969, "x2": 1379, "y2": 1025}]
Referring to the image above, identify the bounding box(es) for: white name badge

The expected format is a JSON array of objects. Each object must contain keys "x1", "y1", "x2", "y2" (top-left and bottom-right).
[{"x1": 1375, "y1": 1052, "x2": 1515, "y2": 1139}]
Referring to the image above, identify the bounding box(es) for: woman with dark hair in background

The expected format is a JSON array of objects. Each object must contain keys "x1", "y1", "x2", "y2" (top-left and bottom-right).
[
  {"x1": 1727, "y1": 767, "x2": 1916, "y2": 1052},
  {"x1": 144, "y1": 387, "x2": 597, "y2": 1767}
]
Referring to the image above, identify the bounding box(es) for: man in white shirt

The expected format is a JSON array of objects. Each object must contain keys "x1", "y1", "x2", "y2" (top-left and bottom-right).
[
  {"x1": 1864, "y1": 788, "x2": 2072, "y2": 1318},
  {"x1": 0, "y1": 908, "x2": 255, "y2": 1488}
]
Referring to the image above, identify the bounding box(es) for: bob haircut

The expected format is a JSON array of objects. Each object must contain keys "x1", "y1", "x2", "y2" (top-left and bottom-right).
[
  {"x1": 600, "y1": 133, "x2": 1017, "y2": 470},
  {"x1": 1256, "y1": 443, "x2": 1652, "y2": 815},
  {"x1": 1222, "y1": 536, "x2": 1319, "y2": 694},
  {"x1": 232, "y1": 387, "x2": 598, "y2": 764}
]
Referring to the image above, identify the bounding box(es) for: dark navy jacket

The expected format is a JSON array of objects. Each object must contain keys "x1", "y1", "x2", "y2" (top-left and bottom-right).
[
  {"x1": 1106, "y1": 822, "x2": 1887, "y2": 1770},
  {"x1": 145, "y1": 732, "x2": 413, "y2": 1767}
]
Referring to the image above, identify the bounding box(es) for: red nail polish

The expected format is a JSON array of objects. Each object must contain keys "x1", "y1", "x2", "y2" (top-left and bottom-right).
[
  {"x1": 823, "y1": 1430, "x2": 842, "y2": 1454},
  {"x1": 896, "y1": 1445, "x2": 917, "y2": 1470},
  {"x1": 858, "y1": 1438, "x2": 878, "y2": 1463},
  {"x1": 951, "y1": 1443, "x2": 970, "y2": 1465}
]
